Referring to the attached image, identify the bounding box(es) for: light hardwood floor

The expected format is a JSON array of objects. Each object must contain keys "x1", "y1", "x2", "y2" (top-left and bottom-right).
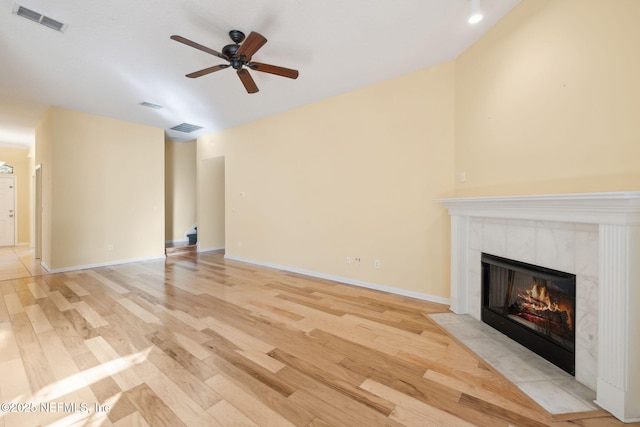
[{"x1": 0, "y1": 248, "x2": 634, "y2": 426}]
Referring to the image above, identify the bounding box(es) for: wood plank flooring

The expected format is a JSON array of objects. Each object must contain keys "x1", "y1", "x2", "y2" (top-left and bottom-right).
[{"x1": 0, "y1": 248, "x2": 633, "y2": 426}]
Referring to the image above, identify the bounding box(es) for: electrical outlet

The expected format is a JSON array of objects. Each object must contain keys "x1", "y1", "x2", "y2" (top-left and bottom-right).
[
  {"x1": 346, "y1": 256, "x2": 351, "y2": 264},
  {"x1": 374, "y1": 260, "x2": 381, "y2": 268},
  {"x1": 355, "y1": 257, "x2": 361, "y2": 263},
  {"x1": 107, "y1": 244, "x2": 114, "y2": 251}
]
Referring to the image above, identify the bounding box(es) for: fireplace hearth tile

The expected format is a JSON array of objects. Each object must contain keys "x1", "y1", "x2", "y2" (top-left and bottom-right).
[
  {"x1": 552, "y1": 378, "x2": 599, "y2": 407},
  {"x1": 429, "y1": 312, "x2": 599, "y2": 415},
  {"x1": 517, "y1": 381, "x2": 597, "y2": 414},
  {"x1": 491, "y1": 354, "x2": 559, "y2": 383}
]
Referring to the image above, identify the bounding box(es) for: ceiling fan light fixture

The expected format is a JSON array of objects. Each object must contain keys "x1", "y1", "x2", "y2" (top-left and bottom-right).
[{"x1": 468, "y1": 0, "x2": 484, "y2": 24}]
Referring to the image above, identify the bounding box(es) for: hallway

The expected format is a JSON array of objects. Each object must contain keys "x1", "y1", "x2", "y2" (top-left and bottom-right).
[{"x1": 0, "y1": 246, "x2": 48, "y2": 281}]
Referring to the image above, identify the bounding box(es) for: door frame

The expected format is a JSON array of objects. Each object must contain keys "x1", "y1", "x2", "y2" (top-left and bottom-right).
[{"x1": 35, "y1": 164, "x2": 42, "y2": 258}]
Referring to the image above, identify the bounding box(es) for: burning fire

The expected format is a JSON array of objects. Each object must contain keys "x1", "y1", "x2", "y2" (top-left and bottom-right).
[{"x1": 519, "y1": 281, "x2": 573, "y2": 331}]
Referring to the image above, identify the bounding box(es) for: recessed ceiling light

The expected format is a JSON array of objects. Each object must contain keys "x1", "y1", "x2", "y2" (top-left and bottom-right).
[
  {"x1": 468, "y1": 0, "x2": 484, "y2": 24},
  {"x1": 170, "y1": 123, "x2": 203, "y2": 133},
  {"x1": 12, "y1": 4, "x2": 67, "y2": 32}
]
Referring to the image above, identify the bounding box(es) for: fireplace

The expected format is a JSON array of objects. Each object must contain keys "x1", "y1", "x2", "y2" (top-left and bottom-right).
[
  {"x1": 481, "y1": 253, "x2": 576, "y2": 375},
  {"x1": 438, "y1": 192, "x2": 640, "y2": 422}
]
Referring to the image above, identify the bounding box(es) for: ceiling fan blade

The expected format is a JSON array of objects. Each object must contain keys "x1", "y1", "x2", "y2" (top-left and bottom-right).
[
  {"x1": 170, "y1": 35, "x2": 229, "y2": 60},
  {"x1": 235, "y1": 31, "x2": 267, "y2": 60},
  {"x1": 248, "y1": 62, "x2": 299, "y2": 79},
  {"x1": 237, "y1": 69, "x2": 259, "y2": 94},
  {"x1": 186, "y1": 64, "x2": 230, "y2": 78}
]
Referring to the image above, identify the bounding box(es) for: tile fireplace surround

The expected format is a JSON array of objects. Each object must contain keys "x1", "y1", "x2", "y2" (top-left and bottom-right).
[{"x1": 438, "y1": 192, "x2": 640, "y2": 423}]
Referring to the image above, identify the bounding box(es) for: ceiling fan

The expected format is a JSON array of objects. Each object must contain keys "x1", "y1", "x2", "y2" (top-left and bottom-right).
[{"x1": 170, "y1": 30, "x2": 299, "y2": 94}]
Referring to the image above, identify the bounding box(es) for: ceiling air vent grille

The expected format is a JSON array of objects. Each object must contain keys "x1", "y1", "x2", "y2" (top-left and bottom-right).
[
  {"x1": 40, "y1": 15, "x2": 65, "y2": 31},
  {"x1": 15, "y1": 5, "x2": 40, "y2": 22},
  {"x1": 13, "y1": 4, "x2": 67, "y2": 32},
  {"x1": 139, "y1": 102, "x2": 164, "y2": 110},
  {"x1": 170, "y1": 123, "x2": 203, "y2": 133}
]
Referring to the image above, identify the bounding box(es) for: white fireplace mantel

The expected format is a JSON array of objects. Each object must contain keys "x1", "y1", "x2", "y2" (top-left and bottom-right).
[
  {"x1": 439, "y1": 191, "x2": 640, "y2": 224},
  {"x1": 439, "y1": 192, "x2": 640, "y2": 423}
]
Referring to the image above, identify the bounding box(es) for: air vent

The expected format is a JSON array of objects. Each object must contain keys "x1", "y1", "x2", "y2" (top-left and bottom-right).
[
  {"x1": 40, "y1": 15, "x2": 65, "y2": 31},
  {"x1": 170, "y1": 123, "x2": 203, "y2": 133},
  {"x1": 139, "y1": 102, "x2": 164, "y2": 110},
  {"x1": 15, "y1": 5, "x2": 39, "y2": 22},
  {"x1": 13, "y1": 4, "x2": 67, "y2": 32}
]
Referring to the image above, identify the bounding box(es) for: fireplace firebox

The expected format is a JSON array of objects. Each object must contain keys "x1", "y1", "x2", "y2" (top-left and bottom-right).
[{"x1": 481, "y1": 253, "x2": 576, "y2": 375}]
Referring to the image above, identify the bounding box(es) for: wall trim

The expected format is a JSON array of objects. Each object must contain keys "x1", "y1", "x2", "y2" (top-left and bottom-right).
[
  {"x1": 198, "y1": 246, "x2": 224, "y2": 253},
  {"x1": 224, "y1": 254, "x2": 450, "y2": 306},
  {"x1": 43, "y1": 255, "x2": 166, "y2": 274},
  {"x1": 438, "y1": 191, "x2": 640, "y2": 225}
]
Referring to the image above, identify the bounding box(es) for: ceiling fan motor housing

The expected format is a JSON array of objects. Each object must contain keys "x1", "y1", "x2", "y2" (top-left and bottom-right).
[
  {"x1": 224, "y1": 30, "x2": 247, "y2": 68},
  {"x1": 222, "y1": 43, "x2": 240, "y2": 58}
]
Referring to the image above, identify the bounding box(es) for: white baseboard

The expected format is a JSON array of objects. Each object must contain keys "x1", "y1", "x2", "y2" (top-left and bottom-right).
[
  {"x1": 224, "y1": 255, "x2": 450, "y2": 306},
  {"x1": 39, "y1": 262, "x2": 51, "y2": 273},
  {"x1": 197, "y1": 246, "x2": 224, "y2": 253},
  {"x1": 43, "y1": 255, "x2": 167, "y2": 274}
]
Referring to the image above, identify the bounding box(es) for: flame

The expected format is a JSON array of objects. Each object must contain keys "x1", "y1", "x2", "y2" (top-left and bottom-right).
[{"x1": 519, "y1": 281, "x2": 573, "y2": 331}]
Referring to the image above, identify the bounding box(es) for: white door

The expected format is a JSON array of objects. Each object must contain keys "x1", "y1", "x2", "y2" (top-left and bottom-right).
[{"x1": 0, "y1": 176, "x2": 16, "y2": 246}]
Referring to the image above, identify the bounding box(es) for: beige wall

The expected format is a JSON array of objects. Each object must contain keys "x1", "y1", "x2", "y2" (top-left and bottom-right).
[
  {"x1": 0, "y1": 146, "x2": 31, "y2": 244},
  {"x1": 35, "y1": 107, "x2": 165, "y2": 271},
  {"x1": 197, "y1": 0, "x2": 640, "y2": 300},
  {"x1": 35, "y1": 113, "x2": 53, "y2": 263},
  {"x1": 165, "y1": 139, "x2": 197, "y2": 242},
  {"x1": 199, "y1": 63, "x2": 456, "y2": 299},
  {"x1": 26, "y1": 0, "x2": 636, "y2": 298},
  {"x1": 455, "y1": 0, "x2": 640, "y2": 196},
  {"x1": 196, "y1": 155, "x2": 225, "y2": 251}
]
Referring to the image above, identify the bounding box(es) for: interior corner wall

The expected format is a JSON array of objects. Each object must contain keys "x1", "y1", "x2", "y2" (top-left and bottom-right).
[
  {"x1": 0, "y1": 146, "x2": 32, "y2": 244},
  {"x1": 165, "y1": 139, "x2": 197, "y2": 243},
  {"x1": 35, "y1": 110, "x2": 53, "y2": 264},
  {"x1": 198, "y1": 62, "x2": 456, "y2": 299},
  {"x1": 454, "y1": 0, "x2": 640, "y2": 196},
  {"x1": 37, "y1": 107, "x2": 165, "y2": 271},
  {"x1": 195, "y1": 153, "x2": 225, "y2": 252}
]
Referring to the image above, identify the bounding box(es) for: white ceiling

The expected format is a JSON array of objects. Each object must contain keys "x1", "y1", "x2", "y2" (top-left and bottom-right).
[{"x1": 0, "y1": 0, "x2": 521, "y2": 146}]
